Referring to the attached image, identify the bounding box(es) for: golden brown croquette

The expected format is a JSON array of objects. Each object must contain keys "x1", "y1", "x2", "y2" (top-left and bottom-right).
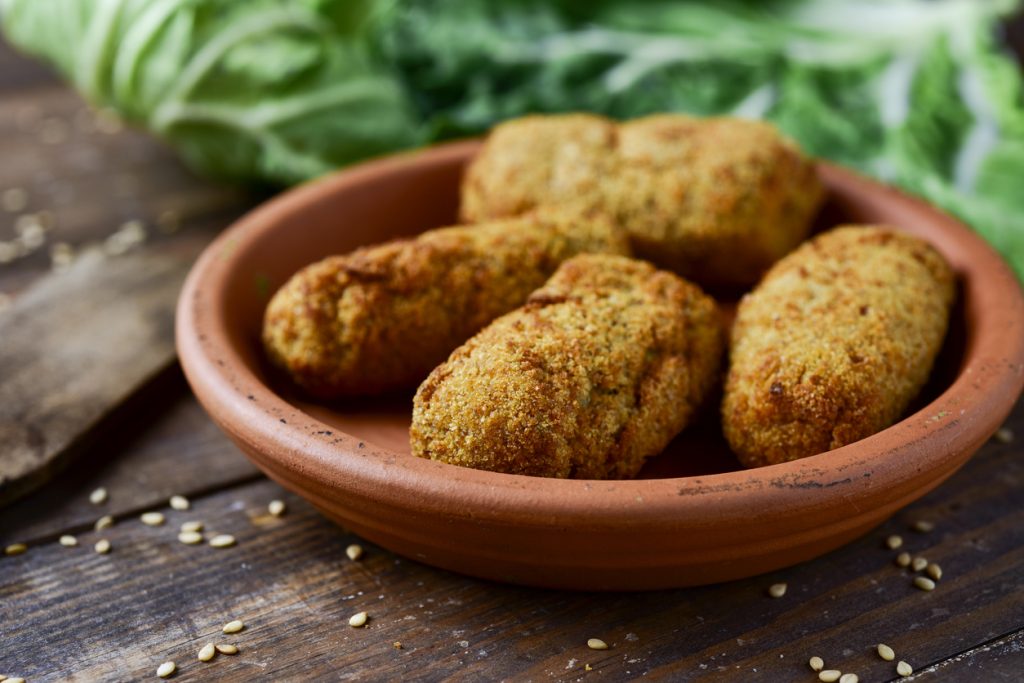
[
  {"x1": 262, "y1": 209, "x2": 630, "y2": 398},
  {"x1": 722, "y1": 226, "x2": 956, "y2": 467},
  {"x1": 411, "y1": 253, "x2": 724, "y2": 478},
  {"x1": 460, "y1": 113, "x2": 823, "y2": 287}
]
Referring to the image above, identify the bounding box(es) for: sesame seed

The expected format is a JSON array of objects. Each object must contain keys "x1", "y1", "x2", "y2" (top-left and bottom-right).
[
  {"x1": 349, "y1": 611, "x2": 369, "y2": 628},
  {"x1": 584, "y1": 664, "x2": 593, "y2": 671},
  {"x1": 393, "y1": 642, "x2": 403, "y2": 649},
  {"x1": 926, "y1": 563, "x2": 943, "y2": 581},
  {"x1": 994, "y1": 427, "x2": 1014, "y2": 444},
  {"x1": 6, "y1": 678, "x2": 24, "y2": 683},
  {"x1": 178, "y1": 531, "x2": 203, "y2": 545},
  {"x1": 60, "y1": 535, "x2": 78, "y2": 547},
  {"x1": 818, "y1": 670, "x2": 842, "y2": 682},
  {"x1": 768, "y1": 583, "x2": 787, "y2": 598},
  {"x1": 912, "y1": 520, "x2": 934, "y2": 533},
  {"x1": 895, "y1": 552, "x2": 911, "y2": 568},
  {"x1": 181, "y1": 521, "x2": 203, "y2": 533},
  {"x1": 2, "y1": 187, "x2": 28, "y2": 213},
  {"x1": 587, "y1": 638, "x2": 608, "y2": 650},
  {"x1": 170, "y1": 495, "x2": 190, "y2": 511},
  {"x1": 877, "y1": 643, "x2": 895, "y2": 661},
  {"x1": 89, "y1": 487, "x2": 108, "y2": 504},
  {"x1": 222, "y1": 620, "x2": 244, "y2": 634},
  {"x1": 95, "y1": 515, "x2": 114, "y2": 531},
  {"x1": 896, "y1": 660, "x2": 913, "y2": 677},
  {"x1": 809, "y1": 656, "x2": 825, "y2": 671},
  {"x1": 346, "y1": 544, "x2": 364, "y2": 561},
  {"x1": 914, "y1": 576, "x2": 936, "y2": 591},
  {"x1": 198, "y1": 643, "x2": 216, "y2": 662},
  {"x1": 886, "y1": 535, "x2": 903, "y2": 550},
  {"x1": 215, "y1": 644, "x2": 238, "y2": 655},
  {"x1": 94, "y1": 539, "x2": 111, "y2": 554},
  {"x1": 50, "y1": 242, "x2": 74, "y2": 270},
  {"x1": 268, "y1": 500, "x2": 286, "y2": 517},
  {"x1": 911, "y1": 557, "x2": 928, "y2": 572},
  {"x1": 839, "y1": 674, "x2": 858, "y2": 683},
  {"x1": 156, "y1": 661, "x2": 176, "y2": 678},
  {"x1": 5, "y1": 543, "x2": 27, "y2": 556},
  {"x1": 141, "y1": 512, "x2": 166, "y2": 526},
  {"x1": 209, "y1": 534, "x2": 236, "y2": 548}
]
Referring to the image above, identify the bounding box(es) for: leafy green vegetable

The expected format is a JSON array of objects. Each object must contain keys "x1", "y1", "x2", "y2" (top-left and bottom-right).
[
  {"x1": 3, "y1": 0, "x2": 1024, "y2": 277},
  {"x1": 0, "y1": 0, "x2": 421, "y2": 185}
]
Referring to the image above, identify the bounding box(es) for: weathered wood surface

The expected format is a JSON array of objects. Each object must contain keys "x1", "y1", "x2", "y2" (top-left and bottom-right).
[
  {"x1": 1, "y1": 401, "x2": 1021, "y2": 682},
  {"x1": 0, "y1": 79, "x2": 253, "y2": 503}
]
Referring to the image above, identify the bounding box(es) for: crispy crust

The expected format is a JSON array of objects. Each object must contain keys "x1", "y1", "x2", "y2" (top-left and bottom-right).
[
  {"x1": 460, "y1": 113, "x2": 823, "y2": 286},
  {"x1": 722, "y1": 226, "x2": 956, "y2": 467},
  {"x1": 262, "y1": 209, "x2": 630, "y2": 398},
  {"x1": 411, "y1": 254, "x2": 724, "y2": 479}
]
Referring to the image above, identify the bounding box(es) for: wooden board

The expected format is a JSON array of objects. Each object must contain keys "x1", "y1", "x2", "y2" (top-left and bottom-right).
[
  {"x1": 1, "y1": 398, "x2": 1021, "y2": 681},
  {"x1": 0, "y1": 83, "x2": 253, "y2": 505}
]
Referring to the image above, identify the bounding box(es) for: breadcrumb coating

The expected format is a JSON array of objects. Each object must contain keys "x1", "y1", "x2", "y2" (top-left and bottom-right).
[
  {"x1": 460, "y1": 113, "x2": 823, "y2": 286},
  {"x1": 411, "y1": 254, "x2": 723, "y2": 479},
  {"x1": 722, "y1": 226, "x2": 956, "y2": 467},
  {"x1": 262, "y1": 209, "x2": 630, "y2": 398}
]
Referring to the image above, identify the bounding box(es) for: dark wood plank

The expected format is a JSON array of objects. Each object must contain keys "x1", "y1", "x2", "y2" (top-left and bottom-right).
[
  {"x1": 911, "y1": 628, "x2": 1024, "y2": 681},
  {"x1": 0, "y1": 368, "x2": 260, "y2": 544},
  {"x1": 0, "y1": 217, "x2": 265, "y2": 506},
  {"x1": 1, "y1": 399, "x2": 1021, "y2": 681}
]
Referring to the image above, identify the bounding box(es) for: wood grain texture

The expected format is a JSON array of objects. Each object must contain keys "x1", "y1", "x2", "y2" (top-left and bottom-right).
[{"x1": 1, "y1": 398, "x2": 1021, "y2": 682}]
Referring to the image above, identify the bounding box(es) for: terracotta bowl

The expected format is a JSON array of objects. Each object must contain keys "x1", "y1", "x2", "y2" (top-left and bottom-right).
[{"x1": 177, "y1": 140, "x2": 1024, "y2": 590}]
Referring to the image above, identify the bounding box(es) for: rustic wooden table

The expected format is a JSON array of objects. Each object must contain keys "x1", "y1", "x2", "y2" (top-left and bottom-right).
[{"x1": 2, "y1": 31, "x2": 1023, "y2": 683}]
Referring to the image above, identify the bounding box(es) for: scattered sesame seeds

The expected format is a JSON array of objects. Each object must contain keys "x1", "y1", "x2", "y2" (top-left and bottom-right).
[
  {"x1": 839, "y1": 674, "x2": 858, "y2": 683},
  {"x1": 818, "y1": 670, "x2": 842, "y2": 682},
  {"x1": 95, "y1": 515, "x2": 114, "y2": 531},
  {"x1": 885, "y1": 535, "x2": 903, "y2": 550},
  {"x1": 584, "y1": 664, "x2": 593, "y2": 672},
  {"x1": 768, "y1": 583, "x2": 787, "y2": 598},
  {"x1": 141, "y1": 512, "x2": 166, "y2": 526},
  {"x1": 809, "y1": 656, "x2": 825, "y2": 672},
  {"x1": 5, "y1": 543, "x2": 27, "y2": 556},
  {"x1": 994, "y1": 427, "x2": 1014, "y2": 444},
  {"x1": 911, "y1": 557, "x2": 928, "y2": 572},
  {"x1": 198, "y1": 643, "x2": 216, "y2": 662},
  {"x1": 170, "y1": 495, "x2": 190, "y2": 511},
  {"x1": 222, "y1": 620, "x2": 244, "y2": 634},
  {"x1": 181, "y1": 521, "x2": 203, "y2": 533},
  {"x1": 209, "y1": 534, "x2": 236, "y2": 548},
  {"x1": 268, "y1": 500, "x2": 286, "y2": 517},
  {"x1": 156, "y1": 661, "x2": 176, "y2": 678},
  {"x1": 215, "y1": 644, "x2": 238, "y2": 655},
  {"x1": 912, "y1": 520, "x2": 935, "y2": 533},
  {"x1": 178, "y1": 531, "x2": 203, "y2": 545},
  {"x1": 877, "y1": 644, "x2": 895, "y2": 661},
  {"x1": 50, "y1": 242, "x2": 74, "y2": 270},
  {"x1": 94, "y1": 539, "x2": 111, "y2": 554},
  {"x1": 895, "y1": 552, "x2": 911, "y2": 568},
  {"x1": 349, "y1": 611, "x2": 369, "y2": 628},
  {"x1": 346, "y1": 544, "x2": 364, "y2": 561},
  {"x1": 896, "y1": 660, "x2": 913, "y2": 677},
  {"x1": 587, "y1": 638, "x2": 608, "y2": 650},
  {"x1": 60, "y1": 535, "x2": 78, "y2": 547},
  {"x1": 926, "y1": 563, "x2": 943, "y2": 581},
  {"x1": 2, "y1": 187, "x2": 28, "y2": 213},
  {"x1": 914, "y1": 576, "x2": 936, "y2": 591},
  {"x1": 393, "y1": 642, "x2": 403, "y2": 650},
  {"x1": 89, "y1": 487, "x2": 108, "y2": 505}
]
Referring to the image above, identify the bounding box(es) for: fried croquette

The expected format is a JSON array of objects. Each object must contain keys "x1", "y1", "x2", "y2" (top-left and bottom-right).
[
  {"x1": 410, "y1": 253, "x2": 723, "y2": 479},
  {"x1": 722, "y1": 226, "x2": 956, "y2": 467},
  {"x1": 262, "y1": 210, "x2": 630, "y2": 398},
  {"x1": 460, "y1": 113, "x2": 823, "y2": 287}
]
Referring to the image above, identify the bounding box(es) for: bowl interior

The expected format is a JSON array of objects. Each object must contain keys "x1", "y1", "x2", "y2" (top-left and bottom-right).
[{"x1": 220, "y1": 145, "x2": 970, "y2": 478}]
